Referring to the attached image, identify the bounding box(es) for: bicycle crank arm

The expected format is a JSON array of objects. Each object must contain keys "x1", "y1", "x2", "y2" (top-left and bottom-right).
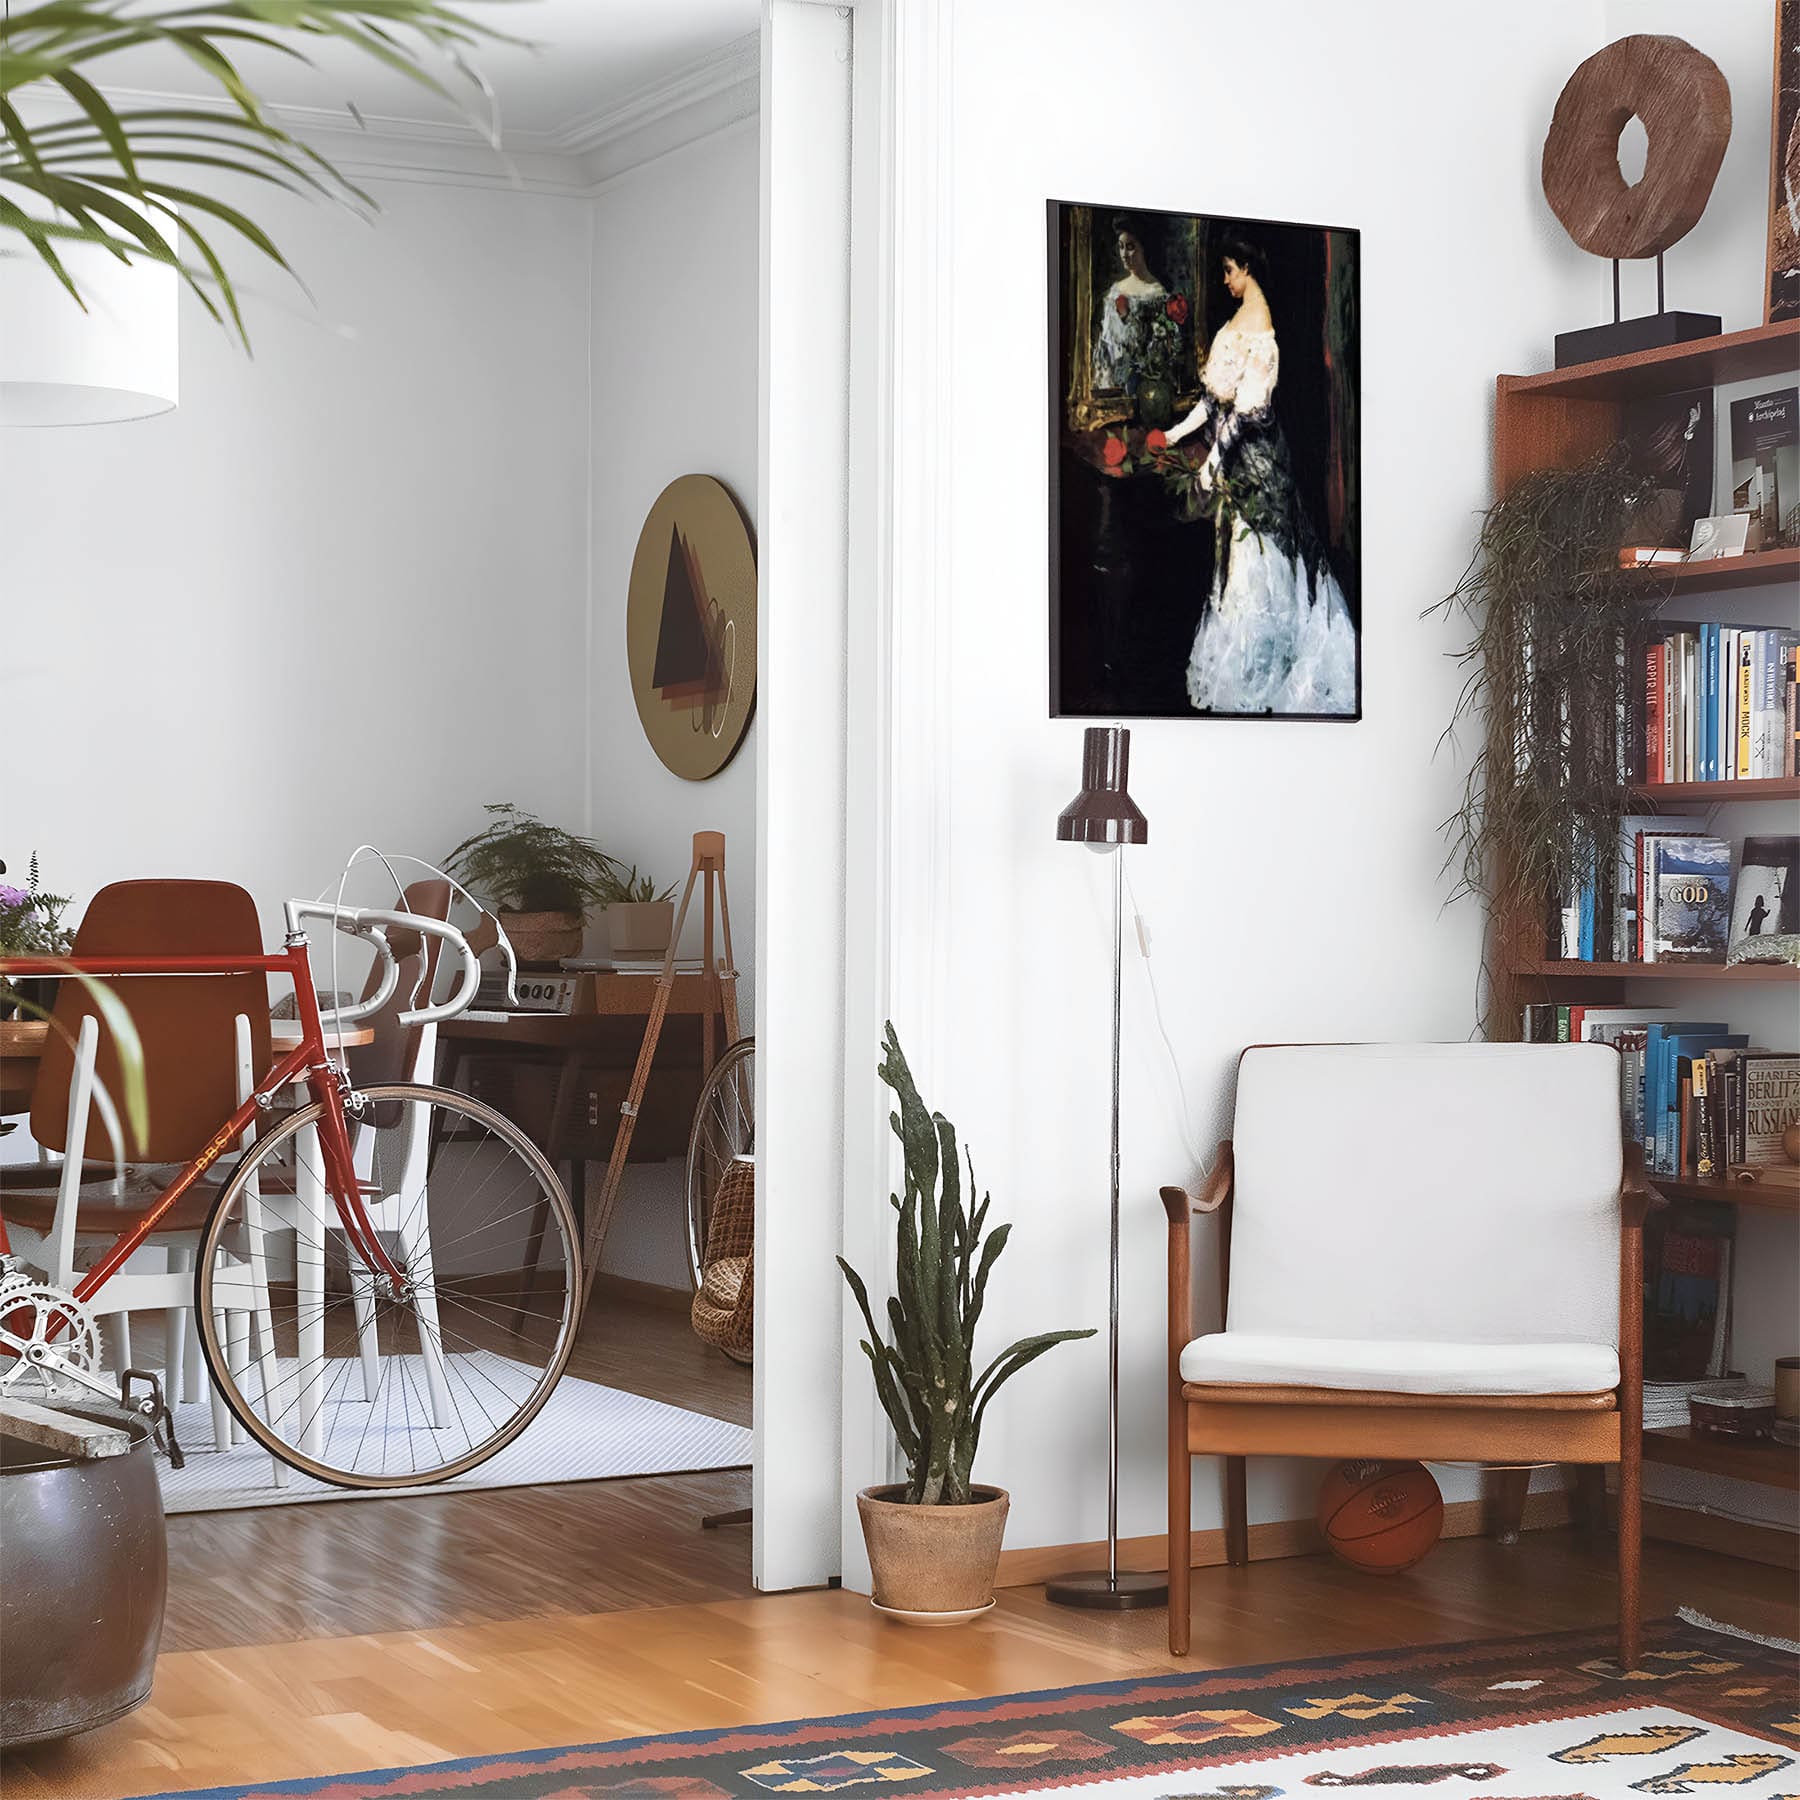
[{"x1": 0, "y1": 1327, "x2": 119, "y2": 1404}]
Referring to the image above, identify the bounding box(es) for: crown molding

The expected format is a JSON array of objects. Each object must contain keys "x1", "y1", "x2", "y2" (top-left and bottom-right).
[
  {"x1": 553, "y1": 31, "x2": 759, "y2": 157},
  {"x1": 16, "y1": 32, "x2": 763, "y2": 196}
]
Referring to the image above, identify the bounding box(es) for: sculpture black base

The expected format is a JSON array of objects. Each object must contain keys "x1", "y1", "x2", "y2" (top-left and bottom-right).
[
  {"x1": 1554, "y1": 311, "x2": 1721, "y2": 369},
  {"x1": 1043, "y1": 1568, "x2": 1169, "y2": 1610}
]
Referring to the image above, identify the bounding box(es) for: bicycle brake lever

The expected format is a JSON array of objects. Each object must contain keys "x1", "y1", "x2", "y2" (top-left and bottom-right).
[{"x1": 121, "y1": 1367, "x2": 184, "y2": 1470}]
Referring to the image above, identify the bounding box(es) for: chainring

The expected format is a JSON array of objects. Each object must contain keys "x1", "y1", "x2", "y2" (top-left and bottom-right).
[{"x1": 0, "y1": 1278, "x2": 104, "y2": 1397}]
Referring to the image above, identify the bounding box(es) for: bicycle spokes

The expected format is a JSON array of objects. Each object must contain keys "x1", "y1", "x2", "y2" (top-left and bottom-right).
[{"x1": 196, "y1": 1084, "x2": 580, "y2": 1488}]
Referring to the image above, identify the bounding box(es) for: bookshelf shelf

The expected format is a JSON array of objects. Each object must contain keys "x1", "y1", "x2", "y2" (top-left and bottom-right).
[
  {"x1": 1500, "y1": 319, "x2": 1800, "y2": 403},
  {"x1": 1624, "y1": 547, "x2": 1800, "y2": 595},
  {"x1": 1512, "y1": 959, "x2": 1800, "y2": 983},
  {"x1": 1649, "y1": 1174, "x2": 1800, "y2": 1214},
  {"x1": 1629, "y1": 776, "x2": 1800, "y2": 803},
  {"x1": 1642, "y1": 1426, "x2": 1800, "y2": 1491}
]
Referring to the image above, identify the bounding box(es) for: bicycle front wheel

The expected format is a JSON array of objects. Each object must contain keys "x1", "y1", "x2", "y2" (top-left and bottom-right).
[{"x1": 195, "y1": 1082, "x2": 581, "y2": 1488}]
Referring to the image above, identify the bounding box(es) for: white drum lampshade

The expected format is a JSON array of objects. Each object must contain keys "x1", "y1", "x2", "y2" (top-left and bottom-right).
[{"x1": 0, "y1": 213, "x2": 178, "y2": 427}]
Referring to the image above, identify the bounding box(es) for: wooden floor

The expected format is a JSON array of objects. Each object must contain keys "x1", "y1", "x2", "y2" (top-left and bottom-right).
[
  {"x1": 7, "y1": 1532, "x2": 1796, "y2": 1800},
  {"x1": 7, "y1": 1300, "x2": 1798, "y2": 1798},
  {"x1": 160, "y1": 1284, "x2": 755, "y2": 1651}
]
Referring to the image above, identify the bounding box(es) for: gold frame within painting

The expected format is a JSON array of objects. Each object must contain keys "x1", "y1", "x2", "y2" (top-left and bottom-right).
[{"x1": 1061, "y1": 205, "x2": 1204, "y2": 433}]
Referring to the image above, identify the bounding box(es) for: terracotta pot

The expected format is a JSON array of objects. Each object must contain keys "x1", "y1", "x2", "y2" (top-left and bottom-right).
[
  {"x1": 499, "y1": 909, "x2": 585, "y2": 969},
  {"x1": 605, "y1": 900, "x2": 675, "y2": 958},
  {"x1": 856, "y1": 1484, "x2": 1008, "y2": 1621}
]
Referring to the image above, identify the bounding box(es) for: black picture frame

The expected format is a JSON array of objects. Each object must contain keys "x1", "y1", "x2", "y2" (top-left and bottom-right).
[{"x1": 1048, "y1": 198, "x2": 1363, "y2": 722}]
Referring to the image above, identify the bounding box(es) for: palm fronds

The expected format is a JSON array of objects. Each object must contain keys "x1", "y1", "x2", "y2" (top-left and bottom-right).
[{"x1": 0, "y1": 1, "x2": 520, "y2": 345}]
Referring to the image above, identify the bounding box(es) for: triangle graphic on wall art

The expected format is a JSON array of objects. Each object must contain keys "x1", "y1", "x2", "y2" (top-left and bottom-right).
[{"x1": 652, "y1": 525, "x2": 725, "y2": 707}]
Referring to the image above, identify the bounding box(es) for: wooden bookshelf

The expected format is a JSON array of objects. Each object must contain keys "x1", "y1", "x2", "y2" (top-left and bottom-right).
[
  {"x1": 1643, "y1": 1426, "x2": 1800, "y2": 1491},
  {"x1": 1648, "y1": 1174, "x2": 1800, "y2": 1215},
  {"x1": 1628, "y1": 775, "x2": 1800, "y2": 804},
  {"x1": 1501, "y1": 318, "x2": 1800, "y2": 404},
  {"x1": 1512, "y1": 959, "x2": 1800, "y2": 983},
  {"x1": 1624, "y1": 546, "x2": 1800, "y2": 595}
]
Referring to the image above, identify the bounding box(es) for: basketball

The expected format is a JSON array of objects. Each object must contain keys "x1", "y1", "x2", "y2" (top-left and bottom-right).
[{"x1": 1315, "y1": 1460, "x2": 1443, "y2": 1574}]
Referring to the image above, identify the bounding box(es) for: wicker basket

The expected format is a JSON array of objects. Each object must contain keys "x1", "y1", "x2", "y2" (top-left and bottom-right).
[{"x1": 691, "y1": 1156, "x2": 754, "y2": 1363}]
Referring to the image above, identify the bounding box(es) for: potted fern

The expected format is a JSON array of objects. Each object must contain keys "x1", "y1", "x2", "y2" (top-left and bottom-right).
[
  {"x1": 445, "y1": 805, "x2": 618, "y2": 968},
  {"x1": 838, "y1": 1025, "x2": 1094, "y2": 1623}
]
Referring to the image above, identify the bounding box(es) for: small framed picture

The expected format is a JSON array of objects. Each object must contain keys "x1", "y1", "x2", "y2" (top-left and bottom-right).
[{"x1": 1688, "y1": 512, "x2": 1753, "y2": 560}]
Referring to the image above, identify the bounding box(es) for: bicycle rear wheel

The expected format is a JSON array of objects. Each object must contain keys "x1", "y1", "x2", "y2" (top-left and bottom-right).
[
  {"x1": 195, "y1": 1082, "x2": 580, "y2": 1488},
  {"x1": 684, "y1": 1037, "x2": 755, "y2": 1290}
]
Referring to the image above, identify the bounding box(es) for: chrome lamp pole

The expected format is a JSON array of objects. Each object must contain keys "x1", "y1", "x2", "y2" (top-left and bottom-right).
[{"x1": 1045, "y1": 725, "x2": 1166, "y2": 1611}]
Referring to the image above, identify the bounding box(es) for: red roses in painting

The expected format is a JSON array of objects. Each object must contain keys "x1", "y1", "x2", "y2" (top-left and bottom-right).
[{"x1": 1165, "y1": 293, "x2": 1189, "y2": 326}]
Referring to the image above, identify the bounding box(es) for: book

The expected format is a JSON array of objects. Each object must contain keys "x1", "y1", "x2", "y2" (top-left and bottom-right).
[
  {"x1": 1643, "y1": 1202, "x2": 1736, "y2": 1381},
  {"x1": 1729, "y1": 387, "x2": 1798, "y2": 549},
  {"x1": 1646, "y1": 836, "x2": 1732, "y2": 962},
  {"x1": 1739, "y1": 1052, "x2": 1800, "y2": 1166},
  {"x1": 1751, "y1": 629, "x2": 1800, "y2": 775},
  {"x1": 1624, "y1": 388, "x2": 1715, "y2": 547},
  {"x1": 1617, "y1": 816, "x2": 1704, "y2": 962},
  {"x1": 1728, "y1": 835, "x2": 1799, "y2": 953},
  {"x1": 1737, "y1": 634, "x2": 1754, "y2": 777}
]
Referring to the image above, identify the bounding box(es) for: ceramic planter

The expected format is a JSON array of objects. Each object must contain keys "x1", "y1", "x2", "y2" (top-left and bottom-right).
[
  {"x1": 0, "y1": 1405, "x2": 166, "y2": 1746},
  {"x1": 499, "y1": 909, "x2": 585, "y2": 969},
  {"x1": 605, "y1": 900, "x2": 675, "y2": 959},
  {"x1": 856, "y1": 1484, "x2": 1008, "y2": 1624}
]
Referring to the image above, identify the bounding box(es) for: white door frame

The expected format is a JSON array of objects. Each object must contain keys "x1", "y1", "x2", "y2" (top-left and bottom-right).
[{"x1": 755, "y1": 0, "x2": 955, "y2": 1593}]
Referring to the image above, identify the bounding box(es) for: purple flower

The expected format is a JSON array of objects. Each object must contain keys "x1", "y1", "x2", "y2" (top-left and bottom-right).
[{"x1": 0, "y1": 885, "x2": 31, "y2": 909}]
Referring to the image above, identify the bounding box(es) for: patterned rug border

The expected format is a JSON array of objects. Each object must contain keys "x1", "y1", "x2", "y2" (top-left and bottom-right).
[{"x1": 128, "y1": 1612, "x2": 1794, "y2": 1800}]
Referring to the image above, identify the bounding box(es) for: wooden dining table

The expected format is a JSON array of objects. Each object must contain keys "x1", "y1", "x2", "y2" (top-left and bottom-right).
[{"x1": 0, "y1": 1017, "x2": 374, "y2": 1117}]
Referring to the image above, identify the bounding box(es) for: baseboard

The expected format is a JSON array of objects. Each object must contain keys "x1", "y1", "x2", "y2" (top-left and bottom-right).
[
  {"x1": 589, "y1": 1272, "x2": 692, "y2": 1314},
  {"x1": 1639, "y1": 1498, "x2": 1799, "y2": 1571},
  {"x1": 993, "y1": 1489, "x2": 1572, "y2": 1588}
]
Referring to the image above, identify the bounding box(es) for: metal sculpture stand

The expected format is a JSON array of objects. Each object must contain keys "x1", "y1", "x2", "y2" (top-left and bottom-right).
[{"x1": 579, "y1": 831, "x2": 740, "y2": 1317}]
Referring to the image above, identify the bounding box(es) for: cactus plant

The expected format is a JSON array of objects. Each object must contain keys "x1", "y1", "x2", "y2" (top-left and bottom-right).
[{"x1": 838, "y1": 1024, "x2": 1094, "y2": 1506}]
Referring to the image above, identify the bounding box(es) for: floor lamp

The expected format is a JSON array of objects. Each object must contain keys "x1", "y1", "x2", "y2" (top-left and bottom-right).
[{"x1": 1046, "y1": 725, "x2": 1167, "y2": 1610}]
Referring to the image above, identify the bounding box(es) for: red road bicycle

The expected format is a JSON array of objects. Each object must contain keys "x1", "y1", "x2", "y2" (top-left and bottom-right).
[{"x1": 0, "y1": 899, "x2": 582, "y2": 1488}]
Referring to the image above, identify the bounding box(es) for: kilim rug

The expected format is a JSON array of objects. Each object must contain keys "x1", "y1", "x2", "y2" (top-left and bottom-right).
[{"x1": 132, "y1": 1612, "x2": 1797, "y2": 1800}]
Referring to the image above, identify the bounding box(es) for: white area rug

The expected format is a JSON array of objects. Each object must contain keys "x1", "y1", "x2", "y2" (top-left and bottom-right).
[{"x1": 155, "y1": 1366, "x2": 751, "y2": 1513}]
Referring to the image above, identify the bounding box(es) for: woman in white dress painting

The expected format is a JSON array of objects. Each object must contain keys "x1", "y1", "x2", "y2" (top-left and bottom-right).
[{"x1": 1164, "y1": 238, "x2": 1358, "y2": 715}]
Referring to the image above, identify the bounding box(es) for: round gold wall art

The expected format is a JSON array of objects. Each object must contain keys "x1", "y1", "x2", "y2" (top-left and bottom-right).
[{"x1": 625, "y1": 474, "x2": 757, "y2": 781}]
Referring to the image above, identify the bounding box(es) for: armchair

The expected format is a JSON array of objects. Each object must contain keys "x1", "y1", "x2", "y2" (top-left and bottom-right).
[{"x1": 1163, "y1": 1043, "x2": 1648, "y2": 1667}]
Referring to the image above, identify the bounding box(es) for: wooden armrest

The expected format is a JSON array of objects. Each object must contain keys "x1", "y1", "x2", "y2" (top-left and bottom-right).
[
  {"x1": 1621, "y1": 1140, "x2": 1662, "y2": 1229},
  {"x1": 1161, "y1": 1142, "x2": 1234, "y2": 1222}
]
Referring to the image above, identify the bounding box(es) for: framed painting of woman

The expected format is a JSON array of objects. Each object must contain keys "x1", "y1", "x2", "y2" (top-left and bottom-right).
[{"x1": 1049, "y1": 200, "x2": 1361, "y2": 722}]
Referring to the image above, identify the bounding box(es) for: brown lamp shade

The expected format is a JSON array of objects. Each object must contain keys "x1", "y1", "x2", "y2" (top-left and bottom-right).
[{"x1": 1056, "y1": 725, "x2": 1148, "y2": 847}]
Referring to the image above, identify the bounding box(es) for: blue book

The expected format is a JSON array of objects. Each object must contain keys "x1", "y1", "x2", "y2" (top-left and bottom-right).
[
  {"x1": 1642, "y1": 1023, "x2": 1727, "y2": 1169},
  {"x1": 1657, "y1": 1029, "x2": 1742, "y2": 1174},
  {"x1": 1578, "y1": 874, "x2": 1595, "y2": 962}
]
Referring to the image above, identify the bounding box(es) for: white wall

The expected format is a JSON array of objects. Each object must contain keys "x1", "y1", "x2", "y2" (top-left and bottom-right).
[
  {"x1": 862, "y1": 0, "x2": 1662, "y2": 1558},
  {"x1": 2, "y1": 178, "x2": 592, "y2": 924},
  {"x1": 585, "y1": 119, "x2": 763, "y2": 1285}
]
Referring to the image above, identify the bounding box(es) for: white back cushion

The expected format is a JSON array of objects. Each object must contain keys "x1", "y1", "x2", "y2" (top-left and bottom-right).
[{"x1": 1227, "y1": 1044, "x2": 1622, "y2": 1348}]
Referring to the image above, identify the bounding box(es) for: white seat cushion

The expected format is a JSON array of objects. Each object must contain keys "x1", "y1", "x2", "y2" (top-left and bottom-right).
[{"x1": 1180, "y1": 1332, "x2": 1620, "y2": 1397}]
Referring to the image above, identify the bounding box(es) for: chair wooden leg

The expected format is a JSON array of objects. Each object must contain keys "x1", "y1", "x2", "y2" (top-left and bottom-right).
[
  {"x1": 1487, "y1": 1465, "x2": 1531, "y2": 1544},
  {"x1": 1168, "y1": 1430, "x2": 1191, "y2": 1656},
  {"x1": 1617, "y1": 1446, "x2": 1642, "y2": 1670},
  {"x1": 1224, "y1": 1455, "x2": 1248, "y2": 1567},
  {"x1": 1570, "y1": 1464, "x2": 1608, "y2": 1541}
]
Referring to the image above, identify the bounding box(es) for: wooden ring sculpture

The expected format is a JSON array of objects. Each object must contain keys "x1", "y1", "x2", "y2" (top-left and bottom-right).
[{"x1": 1541, "y1": 34, "x2": 1731, "y2": 260}]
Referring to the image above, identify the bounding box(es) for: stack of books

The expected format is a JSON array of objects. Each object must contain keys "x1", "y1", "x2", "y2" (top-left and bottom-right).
[
  {"x1": 1521, "y1": 1004, "x2": 1800, "y2": 1182},
  {"x1": 1640, "y1": 624, "x2": 1800, "y2": 783},
  {"x1": 1549, "y1": 829, "x2": 1797, "y2": 967}
]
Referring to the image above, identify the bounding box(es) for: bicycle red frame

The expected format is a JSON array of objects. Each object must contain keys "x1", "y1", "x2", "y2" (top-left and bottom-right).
[{"x1": 0, "y1": 939, "x2": 406, "y2": 1299}]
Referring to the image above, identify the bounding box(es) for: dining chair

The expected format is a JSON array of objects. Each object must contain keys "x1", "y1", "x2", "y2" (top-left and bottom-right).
[
  {"x1": 2, "y1": 879, "x2": 284, "y2": 1471},
  {"x1": 1162, "y1": 1042, "x2": 1648, "y2": 1668}
]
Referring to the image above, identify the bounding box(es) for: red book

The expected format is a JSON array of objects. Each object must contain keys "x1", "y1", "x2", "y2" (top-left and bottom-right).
[{"x1": 1644, "y1": 640, "x2": 1663, "y2": 785}]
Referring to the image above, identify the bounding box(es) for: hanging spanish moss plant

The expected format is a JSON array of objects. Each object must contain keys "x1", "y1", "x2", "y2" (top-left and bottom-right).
[{"x1": 1429, "y1": 446, "x2": 1666, "y2": 1035}]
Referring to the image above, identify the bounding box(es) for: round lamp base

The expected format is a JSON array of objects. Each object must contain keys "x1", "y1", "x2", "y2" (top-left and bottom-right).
[{"x1": 1043, "y1": 1568, "x2": 1169, "y2": 1611}]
